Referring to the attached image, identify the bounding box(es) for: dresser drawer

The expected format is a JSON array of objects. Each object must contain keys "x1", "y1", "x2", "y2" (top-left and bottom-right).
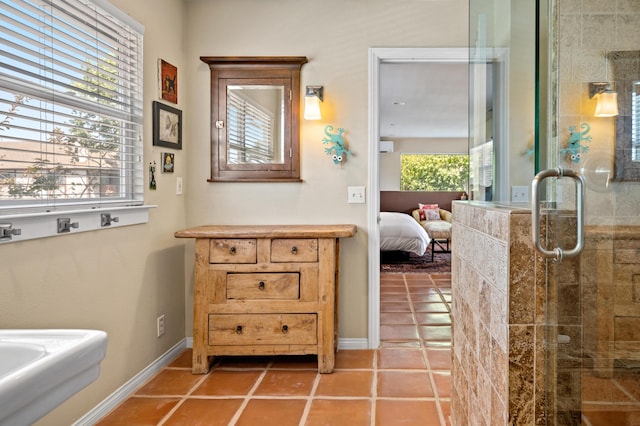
[
  {"x1": 209, "y1": 314, "x2": 317, "y2": 346},
  {"x1": 271, "y1": 239, "x2": 318, "y2": 262},
  {"x1": 227, "y1": 273, "x2": 300, "y2": 300},
  {"x1": 210, "y1": 239, "x2": 256, "y2": 263}
]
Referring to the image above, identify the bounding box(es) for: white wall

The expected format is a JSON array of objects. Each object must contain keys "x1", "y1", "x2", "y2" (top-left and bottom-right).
[
  {"x1": 183, "y1": 0, "x2": 468, "y2": 340},
  {"x1": 0, "y1": 1, "x2": 189, "y2": 425}
]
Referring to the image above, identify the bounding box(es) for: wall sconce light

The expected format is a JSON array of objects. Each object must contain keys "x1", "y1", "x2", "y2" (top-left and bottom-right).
[
  {"x1": 589, "y1": 82, "x2": 619, "y2": 117},
  {"x1": 304, "y1": 85, "x2": 323, "y2": 120}
]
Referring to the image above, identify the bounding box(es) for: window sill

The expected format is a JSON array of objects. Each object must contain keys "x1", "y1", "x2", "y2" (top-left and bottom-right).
[{"x1": 0, "y1": 205, "x2": 156, "y2": 244}]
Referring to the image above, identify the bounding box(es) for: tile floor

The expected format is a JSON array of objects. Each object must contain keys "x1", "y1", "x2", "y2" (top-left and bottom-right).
[{"x1": 96, "y1": 272, "x2": 452, "y2": 425}]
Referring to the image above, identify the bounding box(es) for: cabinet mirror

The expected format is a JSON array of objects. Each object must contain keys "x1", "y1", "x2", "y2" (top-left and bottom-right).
[{"x1": 200, "y1": 56, "x2": 308, "y2": 182}]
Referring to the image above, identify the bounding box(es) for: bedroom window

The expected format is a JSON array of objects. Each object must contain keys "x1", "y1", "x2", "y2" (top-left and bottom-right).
[
  {"x1": 0, "y1": 0, "x2": 148, "y2": 243},
  {"x1": 400, "y1": 154, "x2": 469, "y2": 191}
]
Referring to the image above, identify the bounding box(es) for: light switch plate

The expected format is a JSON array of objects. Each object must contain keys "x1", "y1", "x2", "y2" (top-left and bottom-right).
[
  {"x1": 176, "y1": 177, "x2": 183, "y2": 195},
  {"x1": 347, "y1": 186, "x2": 366, "y2": 204}
]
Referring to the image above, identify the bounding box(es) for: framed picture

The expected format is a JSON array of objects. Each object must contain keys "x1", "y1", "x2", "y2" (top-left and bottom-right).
[
  {"x1": 161, "y1": 152, "x2": 175, "y2": 173},
  {"x1": 153, "y1": 101, "x2": 182, "y2": 149},
  {"x1": 158, "y1": 59, "x2": 177, "y2": 104}
]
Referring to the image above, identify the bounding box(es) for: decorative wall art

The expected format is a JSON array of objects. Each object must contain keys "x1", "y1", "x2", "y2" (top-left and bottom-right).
[
  {"x1": 161, "y1": 152, "x2": 175, "y2": 173},
  {"x1": 322, "y1": 125, "x2": 352, "y2": 165},
  {"x1": 560, "y1": 123, "x2": 591, "y2": 163},
  {"x1": 152, "y1": 101, "x2": 182, "y2": 150},
  {"x1": 158, "y1": 59, "x2": 177, "y2": 104}
]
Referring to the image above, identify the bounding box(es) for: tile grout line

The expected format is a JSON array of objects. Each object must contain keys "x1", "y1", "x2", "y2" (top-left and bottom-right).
[
  {"x1": 298, "y1": 370, "x2": 322, "y2": 426},
  {"x1": 152, "y1": 365, "x2": 213, "y2": 426},
  {"x1": 227, "y1": 361, "x2": 272, "y2": 426}
]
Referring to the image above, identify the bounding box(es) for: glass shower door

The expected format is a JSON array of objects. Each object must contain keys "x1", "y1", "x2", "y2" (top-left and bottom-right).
[{"x1": 541, "y1": 1, "x2": 640, "y2": 424}]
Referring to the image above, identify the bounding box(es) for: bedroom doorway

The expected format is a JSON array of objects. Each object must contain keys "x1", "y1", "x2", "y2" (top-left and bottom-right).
[{"x1": 367, "y1": 48, "x2": 469, "y2": 349}]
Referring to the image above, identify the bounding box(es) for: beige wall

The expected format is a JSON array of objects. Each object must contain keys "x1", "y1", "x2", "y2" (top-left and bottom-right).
[
  {"x1": 0, "y1": 0, "x2": 467, "y2": 424},
  {"x1": 0, "y1": 0, "x2": 189, "y2": 425},
  {"x1": 182, "y1": 0, "x2": 468, "y2": 339}
]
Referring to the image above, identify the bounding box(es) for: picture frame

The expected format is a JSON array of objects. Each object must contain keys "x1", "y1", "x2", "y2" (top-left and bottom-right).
[
  {"x1": 158, "y1": 59, "x2": 178, "y2": 104},
  {"x1": 161, "y1": 152, "x2": 175, "y2": 173},
  {"x1": 152, "y1": 101, "x2": 182, "y2": 150}
]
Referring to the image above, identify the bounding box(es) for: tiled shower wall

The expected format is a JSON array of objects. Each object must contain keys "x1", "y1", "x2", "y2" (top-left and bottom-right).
[{"x1": 451, "y1": 201, "x2": 547, "y2": 425}]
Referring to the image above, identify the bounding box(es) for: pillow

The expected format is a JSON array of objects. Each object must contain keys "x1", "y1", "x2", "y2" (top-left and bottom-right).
[{"x1": 418, "y1": 203, "x2": 440, "y2": 221}]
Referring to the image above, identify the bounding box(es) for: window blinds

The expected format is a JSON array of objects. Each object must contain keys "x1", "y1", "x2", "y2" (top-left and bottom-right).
[
  {"x1": 227, "y1": 89, "x2": 276, "y2": 164},
  {"x1": 0, "y1": 0, "x2": 144, "y2": 211}
]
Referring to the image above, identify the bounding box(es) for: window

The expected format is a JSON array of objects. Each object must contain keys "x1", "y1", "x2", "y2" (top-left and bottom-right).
[
  {"x1": 400, "y1": 153, "x2": 469, "y2": 191},
  {"x1": 0, "y1": 0, "x2": 144, "y2": 213}
]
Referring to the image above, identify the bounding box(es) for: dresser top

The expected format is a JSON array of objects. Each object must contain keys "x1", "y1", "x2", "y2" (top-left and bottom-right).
[{"x1": 175, "y1": 224, "x2": 357, "y2": 239}]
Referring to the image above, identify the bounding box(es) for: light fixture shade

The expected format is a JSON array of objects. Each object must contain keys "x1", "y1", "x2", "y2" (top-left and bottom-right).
[
  {"x1": 304, "y1": 95, "x2": 322, "y2": 120},
  {"x1": 595, "y1": 90, "x2": 619, "y2": 117}
]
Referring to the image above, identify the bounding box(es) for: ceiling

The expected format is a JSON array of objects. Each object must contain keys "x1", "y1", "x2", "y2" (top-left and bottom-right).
[{"x1": 379, "y1": 62, "x2": 469, "y2": 140}]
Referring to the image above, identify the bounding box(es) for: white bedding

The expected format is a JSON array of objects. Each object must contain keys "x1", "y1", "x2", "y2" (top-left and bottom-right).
[{"x1": 379, "y1": 212, "x2": 431, "y2": 256}]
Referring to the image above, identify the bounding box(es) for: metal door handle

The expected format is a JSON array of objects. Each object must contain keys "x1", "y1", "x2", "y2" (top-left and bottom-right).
[{"x1": 531, "y1": 167, "x2": 584, "y2": 261}]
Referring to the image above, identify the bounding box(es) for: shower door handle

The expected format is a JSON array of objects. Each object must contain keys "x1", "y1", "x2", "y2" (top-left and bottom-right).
[{"x1": 531, "y1": 167, "x2": 585, "y2": 261}]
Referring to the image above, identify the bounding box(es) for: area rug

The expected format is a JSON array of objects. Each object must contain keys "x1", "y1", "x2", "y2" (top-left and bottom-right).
[{"x1": 380, "y1": 250, "x2": 451, "y2": 273}]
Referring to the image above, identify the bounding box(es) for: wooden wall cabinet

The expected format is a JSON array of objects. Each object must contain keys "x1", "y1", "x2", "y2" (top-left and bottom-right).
[{"x1": 175, "y1": 224, "x2": 357, "y2": 374}]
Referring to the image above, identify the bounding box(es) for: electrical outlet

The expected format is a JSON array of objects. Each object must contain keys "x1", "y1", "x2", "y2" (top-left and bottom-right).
[
  {"x1": 511, "y1": 185, "x2": 529, "y2": 203},
  {"x1": 157, "y1": 315, "x2": 165, "y2": 337},
  {"x1": 347, "y1": 186, "x2": 366, "y2": 204}
]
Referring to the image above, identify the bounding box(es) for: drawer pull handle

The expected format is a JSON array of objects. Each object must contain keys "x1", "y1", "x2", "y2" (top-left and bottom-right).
[
  {"x1": 229, "y1": 246, "x2": 236, "y2": 254},
  {"x1": 258, "y1": 281, "x2": 265, "y2": 290},
  {"x1": 291, "y1": 246, "x2": 298, "y2": 254},
  {"x1": 282, "y1": 325, "x2": 288, "y2": 334},
  {"x1": 236, "y1": 325, "x2": 243, "y2": 334}
]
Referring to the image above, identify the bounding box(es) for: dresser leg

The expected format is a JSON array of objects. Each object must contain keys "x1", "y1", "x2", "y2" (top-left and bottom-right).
[
  {"x1": 318, "y1": 352, "x2": 335, "y2": 373},
  {"x1": 192, "y1": 348, "x2": 211, "y2": 374}
]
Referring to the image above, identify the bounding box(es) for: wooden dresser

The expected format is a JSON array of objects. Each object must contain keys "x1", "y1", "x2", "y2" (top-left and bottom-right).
[{"x1": 174, "y1": 224, "x2": 357, "y2": 374}]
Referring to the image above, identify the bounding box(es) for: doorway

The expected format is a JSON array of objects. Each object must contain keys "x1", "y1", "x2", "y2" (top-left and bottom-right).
[{"x1": 367, "y1": 48, "x2": 469, "y2": 349}]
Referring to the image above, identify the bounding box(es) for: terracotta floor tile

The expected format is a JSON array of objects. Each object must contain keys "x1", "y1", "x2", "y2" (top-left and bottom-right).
[
  {"x1": 168, "y1": 349, "x2": 192, "y2": 368},
  {"x1": 135, "y1": 369, "x2": 204, "y2": 396},
  {"x1": 411, "y1": 293, "x2": 445, "y2": 302},
  {"x1": 315, "y1": 370, "x2": 373, "y2": 397},
  {"x1": 426, "y1": 349, "x2": 452, "y2": 370},
  {"x1": 253, "y1": 370, "x2": 317, "y2": 396},
  {"x1": 413, "y1": 302, "x2": 449, "y2": 313},
  {"x1": 163, "y1": 398, "x2": 243, "y2": 426},
  {"x1": 377, "y1": 371, "x2": 434, "y2": 398},
  {"x1": 95, "y1": 397, "x2": 180, "y2": 425},
  {"x1": 419, "y1": 325, "x2": 452, "y2": 341},
  {"x1": 235, "y1": 399, "x2": 306, "y2": 426},
  {"x1": 423, "y1": 340, "x2": 452, "y2": 348},
  {"x1": 380, "y1": 293, "x2": 410, "y2": 302},
  {"x1": 271, "y1": 354, "x2": 319, "y2": 370},
  {"x1": 376, "y1": 400, "x2": 441, "y2": 425},
  {"x1": 380, "y1": 312, "x2": 415, "y2": 325},
  {"x1": 334, "y1": 349, "x2": 375, "y2": 369},
  {"x1": 433, "y1": 372, "x2": 451, "y2": 397},
  {"x1": 191, "y1": 370, "x2": 263, "y2": 396},
  {"x1": 380, "y1": 301, "x2": 412, "y2": 312},
  {"x1": 380, "y1": 324, "x2": 420, "y2": 341},
  {"x1": 305, "y1": 399, "x2": 371, "y2": 426},
  {"x1": 440, "y1": 400, "x2": 451, "y2": 425},
  {"x1": 415, "y1": 312, "x2": 451, "y2": 325},
  {"x1": 377, "y1": 348, "x2": 426, "y2": 369}
]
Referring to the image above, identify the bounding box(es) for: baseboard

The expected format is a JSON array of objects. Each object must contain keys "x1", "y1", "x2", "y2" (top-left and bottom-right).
[
  {"x1": 73, "y1": 339, "x2": 187, "y2": 426},
  {"x1": 338, "y1": 338, "x2": 368, "y2": 350}
]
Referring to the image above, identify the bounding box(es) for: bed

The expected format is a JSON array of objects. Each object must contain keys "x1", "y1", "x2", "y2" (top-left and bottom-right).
[{"x1": 379, "y1": 212, "x2": 431, "y2": 256}]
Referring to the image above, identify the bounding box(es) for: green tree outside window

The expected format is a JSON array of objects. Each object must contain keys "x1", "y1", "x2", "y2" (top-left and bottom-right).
[{"x1": 400, "y1": 154, "x2": 469, "y2": 191}]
